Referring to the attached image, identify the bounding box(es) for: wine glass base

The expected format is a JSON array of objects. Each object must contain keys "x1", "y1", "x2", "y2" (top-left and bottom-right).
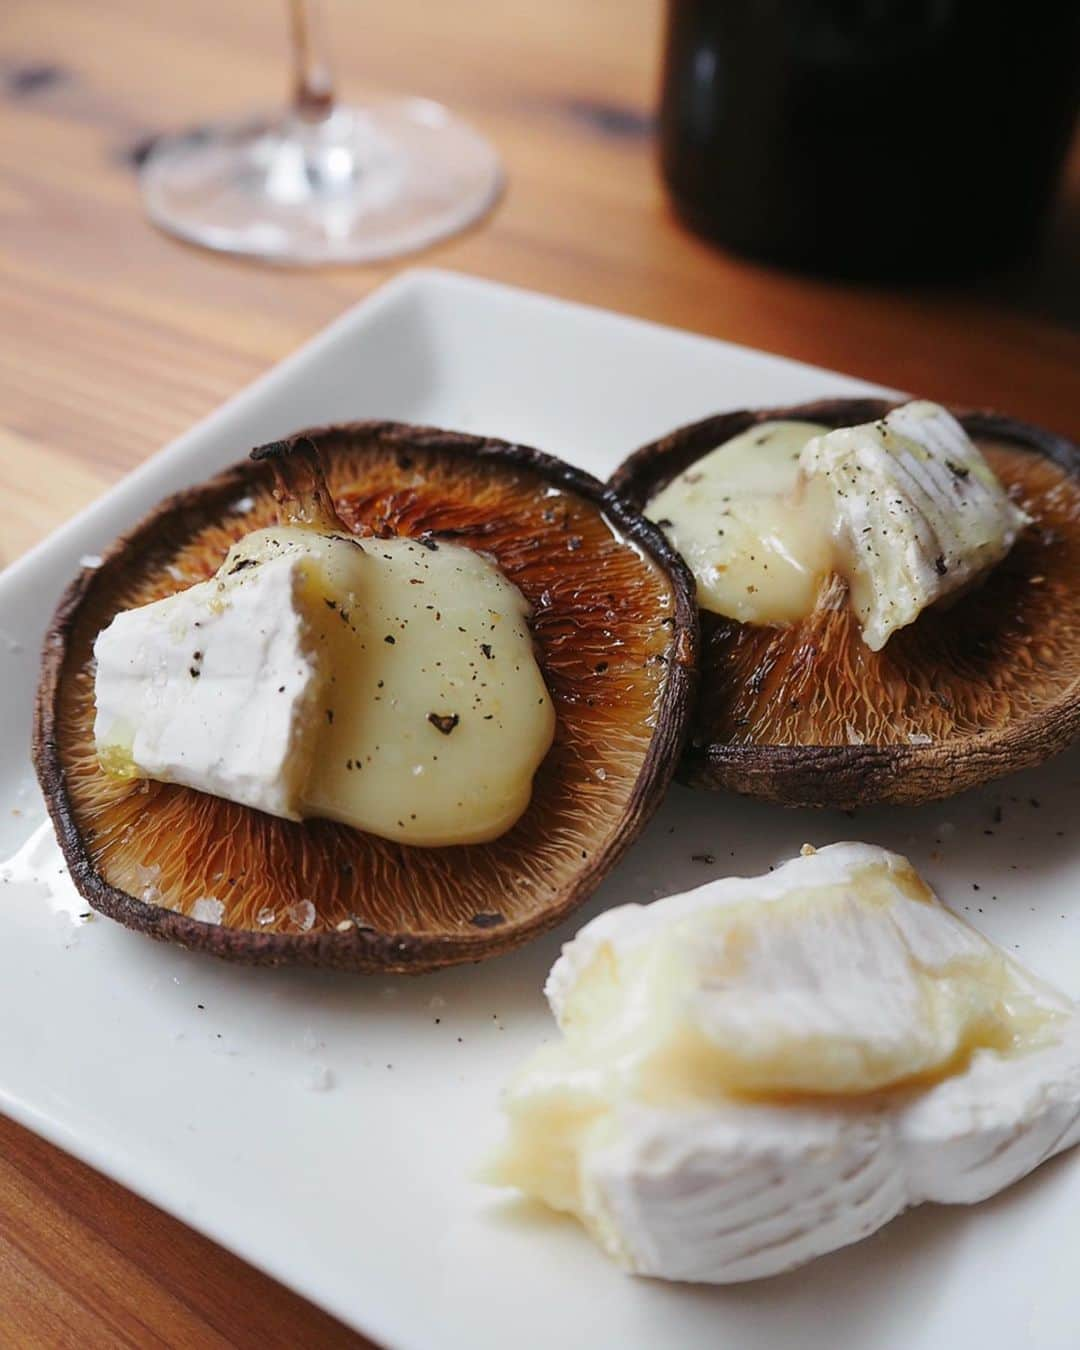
[{"x1": 139, "y1": 99, "x2": 503, "y2": 265}]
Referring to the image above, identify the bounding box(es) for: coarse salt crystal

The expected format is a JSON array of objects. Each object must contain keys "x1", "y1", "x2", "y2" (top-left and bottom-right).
[
  {"x1": 128, "y1": 861, "x2": 162, "y2": 904},
  {"x1": 290, "y1": 899, "x2": 316, "y2": 933},
  {"x1": 191, "y1": 896, "x2": 224, "y2": 925}
]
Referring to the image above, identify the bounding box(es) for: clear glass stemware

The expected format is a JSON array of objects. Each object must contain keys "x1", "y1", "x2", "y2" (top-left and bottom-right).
[{"x1": 139, "y1": 0, "x2": 503, "y2": 264}]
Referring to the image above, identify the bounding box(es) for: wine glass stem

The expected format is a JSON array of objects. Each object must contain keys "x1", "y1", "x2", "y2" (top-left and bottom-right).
[{"x1": 289, "y1": 0, "x2": 335, "y2": 122}]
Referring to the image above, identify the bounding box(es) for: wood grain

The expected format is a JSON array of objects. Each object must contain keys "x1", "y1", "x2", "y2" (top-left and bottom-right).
[
  {"x1": 0, "y1": 1113, "x2": 362, "y2": 1348},
  {"x1": 0, "y1": 0, "x2": 1077, "y2": 1343}
]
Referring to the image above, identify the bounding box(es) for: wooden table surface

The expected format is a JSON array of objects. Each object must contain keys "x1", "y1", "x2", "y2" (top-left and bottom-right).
[{"x1": 2, "y1": 0, "x2": 1078, "y2": 1343}]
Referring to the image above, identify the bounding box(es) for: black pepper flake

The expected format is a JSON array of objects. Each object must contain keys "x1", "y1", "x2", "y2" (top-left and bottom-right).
[
  {"x1": 469, "y1": 912, "x2": 505, "y2": 928},
  {"x1": 189, "y1": 666, "x2": 201, "y2": 678},
  {"x1": 933, "y1": 554, "x2": 947, "y2": 576},
  {"x1": 228, "y1": 558, "x2": 257, "y2": 574},
  {"x1": 278, "y1": 685, "x2": 285, "y2": 693},
  {"x1": 946, "y1": 460, "x2": 970, "y2": 480},
  {"x1": 325, "y1": 599, "x2": 337, "y2": 610},
  {"x1": 655, "y1": 517, "x2": 673, "y2": 528},
  {"x1": 692, "y1": 853, "x2": 716, "y2": 864},
  {"x1": 595, "y1": 661, "x2": 608, "y2": 673},
  {"x1": 418, "y1": 533, "x2": 440, "y2": 551},
  {"x1": 428, "y1": 712, "x2": 460, "y2": 735},
  {"x1": 480, "y1": 643, "x2": 493, "y2": 659},
  {"x1": 326, "y1": 709, "x2": 334, "y2": 724},
  {"x1": 567, "y1": 536, "x2": 583, "y2": 551},
  {"x1": 384, "y1": 634, "x2": 396, "y2": 644}
]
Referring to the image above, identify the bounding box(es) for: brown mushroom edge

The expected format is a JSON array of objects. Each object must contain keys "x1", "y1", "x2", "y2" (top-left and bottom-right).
[
  {"x1": 609, "y1": 398, "x2": 1080, "y2": 809},
  {"x1": 34, "y1": 422, "x2": 698, "y2": 972}
]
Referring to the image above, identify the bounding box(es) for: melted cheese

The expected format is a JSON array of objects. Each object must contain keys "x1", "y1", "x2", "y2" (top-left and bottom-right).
[
  {"x1": 94, "y1": 526, "x2": 555, "y2": 847},
  {"x1": 646, "y1": 403, "x2": 1029, "y2": 649},
  {"x1": 646, "y1": 421, "x2": 835, "y2": 624},
  {"x1": 486, "y1": 843, "x2": 1079, "y2": 1283}
]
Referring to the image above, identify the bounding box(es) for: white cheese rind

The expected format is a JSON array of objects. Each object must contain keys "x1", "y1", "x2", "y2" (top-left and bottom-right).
[
  {"x1": 800, "y1": 401, "x2": 1031, "y2": 650},
  {"x1": 583, "y1": 1019, "x2": 1080, "y2": 1282},
  {"x1": 93, "y1": 554, "x2": 320, "y2": 819},
  {"x1": 493, "y1": 843, "x2": 1080, "y2": 1284},
  {"x1": 586, "y1": 1102, "x2": 906, "y2": 1283}
]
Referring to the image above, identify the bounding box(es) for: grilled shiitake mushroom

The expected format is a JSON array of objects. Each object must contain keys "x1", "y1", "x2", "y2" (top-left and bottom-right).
[
  {"x1": 610, "y1": 398, "x2": 1080, "y2": 808},
  {"x1": 35, "y1": 422, "x2": 697, "y2": 972}
]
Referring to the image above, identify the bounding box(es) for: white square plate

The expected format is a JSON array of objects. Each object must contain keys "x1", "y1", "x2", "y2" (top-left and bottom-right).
[{"x1": 3, "y1": 270, "x2": 1079, "y2": 1350}]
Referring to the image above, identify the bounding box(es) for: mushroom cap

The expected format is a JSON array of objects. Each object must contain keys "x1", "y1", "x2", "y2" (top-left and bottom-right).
[
  {"x1": 35, "y1": 422, "x2": 698, "y2": 970},
  {"x1": 609, "y1": 398, "x2": 1080, "y2": 808}
]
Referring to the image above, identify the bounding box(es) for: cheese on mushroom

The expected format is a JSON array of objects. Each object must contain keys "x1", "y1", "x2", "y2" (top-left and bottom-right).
[{"x1": 94, "y1": 526, "x2": 555, "y2": 846}]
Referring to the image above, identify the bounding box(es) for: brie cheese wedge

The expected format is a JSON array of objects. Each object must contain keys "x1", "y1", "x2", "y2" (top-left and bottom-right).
[
  {"x1": 93, "y1": 548, "x2": 321, "y2": 819},
  {"x1": 94, "y1": 525, "x2": 555, "y2": 846},
  {"x1": 801, "y1": 401, "x2": 1031, "y2": 650},
  {"x1": 487, "y1": 843, "x2": 1080, "y2": 1283},
  {"x1": 646, "y1": 401, "x2": 1029, "y2": 649}
]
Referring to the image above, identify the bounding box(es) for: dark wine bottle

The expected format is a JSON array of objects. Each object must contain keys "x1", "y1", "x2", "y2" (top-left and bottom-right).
[{"x1": 659, "y1": 0, "x2": 1080, "y2": 279}]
